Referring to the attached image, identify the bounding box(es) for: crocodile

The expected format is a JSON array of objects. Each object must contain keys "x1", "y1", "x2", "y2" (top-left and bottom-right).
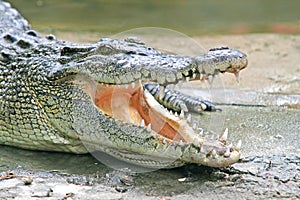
[{"x1": 0, "y1": 1, "x2": 247, "y2": 168}]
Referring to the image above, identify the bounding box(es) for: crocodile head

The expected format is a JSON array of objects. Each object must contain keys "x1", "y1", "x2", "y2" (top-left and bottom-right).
[
  {"x1": 0, "y1": 1, "x2": 247, "y2": 169},
  {"x1": 47, "y1": 37, "x2": 247, "y2": 168}
]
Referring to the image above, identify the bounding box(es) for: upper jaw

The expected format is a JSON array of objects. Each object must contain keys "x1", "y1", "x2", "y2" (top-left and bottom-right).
[{"x1": 73, "y1": 48, "x2": 247, "y2": 88}]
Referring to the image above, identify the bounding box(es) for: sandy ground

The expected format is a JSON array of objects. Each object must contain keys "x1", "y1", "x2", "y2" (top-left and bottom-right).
[{"x1": 0, "y1": 33, "x2": 299, "y2": 199}]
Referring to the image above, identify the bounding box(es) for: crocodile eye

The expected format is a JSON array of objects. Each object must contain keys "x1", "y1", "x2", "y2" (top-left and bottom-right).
[
  {"x1": 96, "y1": 45, "x2": 115, "y2": 55},
  {"x1": 209, "y1": 46, "x2": 229, "y2": 51}
]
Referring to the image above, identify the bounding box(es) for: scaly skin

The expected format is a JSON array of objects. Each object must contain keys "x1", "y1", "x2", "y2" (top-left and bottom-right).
[{"x1": 0, "y1": 1, "x2": 247, "y2": 168}]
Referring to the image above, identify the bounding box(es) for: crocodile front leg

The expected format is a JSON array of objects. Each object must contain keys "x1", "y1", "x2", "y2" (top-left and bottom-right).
[{"x1": 144, "y1": 83, "x2": 218, "y2": 113}]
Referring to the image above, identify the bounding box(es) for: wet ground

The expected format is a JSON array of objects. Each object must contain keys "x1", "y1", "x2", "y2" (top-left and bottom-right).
[{"x1": 0, "y1": 33, "x2": 299, "y2": 199}]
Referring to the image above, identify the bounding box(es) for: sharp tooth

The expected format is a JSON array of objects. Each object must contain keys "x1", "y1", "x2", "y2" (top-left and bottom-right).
[
  {"x1": 220, "y1": 128, "x2": 228, "y2": 141},
  {"x1": 200, "y1": 145, "x2": 204, "y2": 153},
  {"x1": 179, "y1": 103, "x2": 188, "y2": 112},
  {"x1": 186, "y1": 114, "x2": 191, "y2": 123},
  {"x1": 186, "y1": 77, "x2": 190, "y2": 82},
  {"x1": 177, "y1": 80, "x2": 183, "y2": 88},
  {"x1": 193, "y1": 137, "x2": 200, "y2": 147},
  {"x1": 152, "y1": 133, "x2": 158, "y2": 139},
  {"x1": 159, "y1": 86, "x2": 165, "y2": 100},
  {"x1": 133, "y1": 120, "x2": 137, "y2": 126},
  {"x1": 146, "y1": 123, "x2": 152, "y2": 132},
  {"x1": 199, "y1": 129, "x2": 204, "y2": 136},
  {"x1": 125, "y1": 84, "x2": 129, "y2": 89},
  {"x1": 174, "y1": 112, "x2": 178, "y2": 117},
  {"x1": 208, "y1": 75, "x2": 214, "y2": 84},
  {"x1": 162, "y1": 139, "x2": 167, "y2": 144},
  {"x1": 192, "y1": 73, "x2": 197, "y2": 79},
  {"x1": 235, "y1": 140, "x2": 242, "y2": 151},
  {"x1": 140, "y1": 119, "x2": 145, "y2": 127},
  {"x1": 169, "y1": 110, "x2": 173, "y2": 115},
  {"x1": 168, "y1": 84, "x2": 175, "y2": 92},
  {"x1": 224, "y1": 147, "x2": 231, "y2": 157},
  {"x1": 211, "y1": 149, "x2": 217, "y2": 157},
  {"x1": 234, "y1": 71, "x2": 240, "y2": 83},
  {"x1": 179, "y1": 140, "x2": 184, "y2": 146},
  {"x1": 200, "y1": 73, "x2": 204, "y2": 81},
  {"x1": 192, "y1": 123, "x2": 197, "y2": 130},
  {"x1": 117, "y1": 84, "x2": 121, "y2": 88},
  {"x1": 180, "y1": 110, "x2": 185, "y2": 118},
  {"x1": 131, "y1": 82, "x2": 136, "y2": 88}
]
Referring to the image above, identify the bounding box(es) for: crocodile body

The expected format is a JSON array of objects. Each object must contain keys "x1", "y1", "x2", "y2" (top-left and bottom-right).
[{"x1": 0, "y1": 1, "x2": 247, "y2": 168}]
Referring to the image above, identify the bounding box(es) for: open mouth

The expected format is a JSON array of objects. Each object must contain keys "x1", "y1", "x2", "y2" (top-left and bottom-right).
[
  {"x1": 93, "y1": 81, "x2": 196, "y2": 142},
  {"x1": 85, "y1": 74, "x2": 228, "y2": 147},
  {"x1": 68, "y1": 45, "x2": 247, "y2": 167}
]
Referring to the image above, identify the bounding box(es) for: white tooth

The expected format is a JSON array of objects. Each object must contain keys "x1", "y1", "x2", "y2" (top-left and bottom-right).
[
  {"x1": 162, "y1": 139, "x2": 167, "y2": 144},
  {"x1": 133, "y1": 120, "x2": 137, "y2": 126},
  {"x1": 200, "y1": 145, "x2": 204, "y2": 153},
  {"x1": 192, "y1": 123, "x2": 197, "y2": 130},
  {"x1": 193, "y1": 137, "x2": 200, "y2": 147},
  {"x1": 186, "y1": 77, "x2": 190, "y2": 82},
  {"x1": 168, "y1": 84, "x2": 175, "y2": 92},
  {"x1": 117, "y1": 84, "x2": 121, "y2": 88},
  {"x1": 146, "y1": 123, "x2": 152, "y2": 132},
  {"x1": 208, "y1": 75, "x2": 214, "y2": 84},
  {"x1": 175, "y1": 112, "x2": 178, "y2": 117},
  {"x1": 140, "y1": 119, "x2": 145, "y2": 127},
  {"x1": 152, "y1": 133, "x2": 158, "y2": 139},
  {"x1": 180, "y1": 110, "x2": 185, "y2": 118},
  {"x1": 211, "y1": 149, "x2": 217, "y2": 157},
  {"x1": 199, "y1": 129, "x2": 204, "y2": 136},
  {"x1": 169, "y1": 110, "x2": 173, "y2": 115},
  {"x1": 200, "y1": 73, "x2": 204, "y2": 81},
  {"x1": 234, "y1": 71, "x2": 240, "y2": 83},
  {"x1": 220, "y1": 128, "x2": 228, "y2": 141},
  {"x1": 186, "y1": 114, "x2": 191, "y2": 123},
  {"x1": 177, "y1": 80, "x2": 183, "y2": 88},
  {"x1": 139, "y1": 79, "x2": 142, "y2": 85},
  {"x1": 236, "y1": 140, "x2": 242, "y2": 151},
  {"x1": 224, "y1": 147, "x2": 231, "y2": 157},
  {"x1": 179, "y1": 140, "x2": 184, "y2": 146},
  {"x1": 159, "y1": 86, "x2": 165, "y2": 99},
  {"x1": 125, "y1": 84, "x2": 129, "y2": 89},
  {"x1": 180, "y1": 103, "x2": 188, "y2": 112},
  {"x1": 131, "y1": 82, "x2": 136, "y2": 88},
  {"x1": 192, "y1": 73, "x2": 197, "y2": 79}
]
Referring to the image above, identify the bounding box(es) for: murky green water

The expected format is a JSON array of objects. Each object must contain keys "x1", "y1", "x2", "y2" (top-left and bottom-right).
[{"x1": 7, "y1": 0, "x2": 300, "y2": 36}]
